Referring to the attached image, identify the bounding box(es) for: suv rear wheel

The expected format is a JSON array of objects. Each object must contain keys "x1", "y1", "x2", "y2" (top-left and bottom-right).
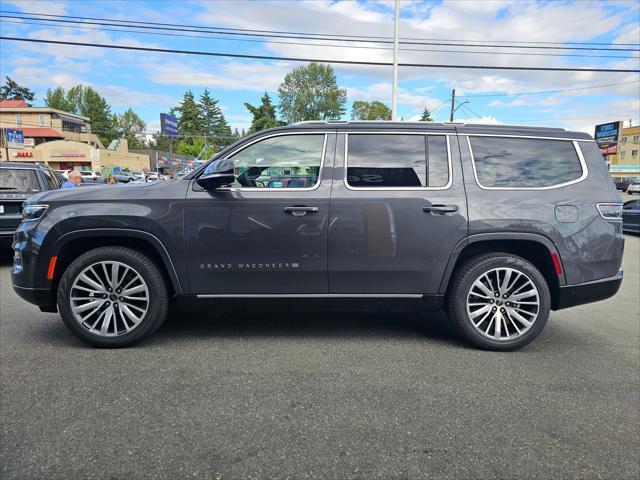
[
  {"x1": 57, "y1": 247, "x2": 169, "y2": 347},
  {"x1": 447, "y1": 253, "x2": 551, "y2": 351}
]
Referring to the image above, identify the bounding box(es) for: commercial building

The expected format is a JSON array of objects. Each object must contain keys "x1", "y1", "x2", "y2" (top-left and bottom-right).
[
  {"x1": 0, "y1": 100, "x2": 149, "y2": 172},
  {"x1": 607, "y1": 125, "x2": 640, "y2": 181}
]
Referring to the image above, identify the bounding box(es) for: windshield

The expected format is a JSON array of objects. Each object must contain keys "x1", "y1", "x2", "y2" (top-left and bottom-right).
[{"x1": 0, "y1": 169, "x2": 41, "y2": 192}]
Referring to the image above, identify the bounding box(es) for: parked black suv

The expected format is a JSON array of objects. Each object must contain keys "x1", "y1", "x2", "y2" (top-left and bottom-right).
[
  {"x1": 11, "y1": 122, "x2": 624, "y2": 350},
  {"x1": 1, "y1": 162, "x2": 60, "y2": 242}
]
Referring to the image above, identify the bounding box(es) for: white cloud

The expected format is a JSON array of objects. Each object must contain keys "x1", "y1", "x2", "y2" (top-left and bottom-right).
[{"x1": 5, "y1": 0, "x2": 68, "y2": 15}]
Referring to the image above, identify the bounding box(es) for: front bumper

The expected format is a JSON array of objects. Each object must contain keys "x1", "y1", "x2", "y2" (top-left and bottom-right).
[
  {"x1": 12, "y1": 285, "x2": 57, "y2": 312},
  {"x1": 554, "y1": 269, "x2": 623, "y2": 310}
]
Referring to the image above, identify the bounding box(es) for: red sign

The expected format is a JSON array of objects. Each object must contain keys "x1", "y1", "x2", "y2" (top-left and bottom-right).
[
  {"x1": 14, "y1": 151, "x2": 33, "y2": 158},
  {"x1": 600, "y1": 145, "x2": 618, "y2": 155}
]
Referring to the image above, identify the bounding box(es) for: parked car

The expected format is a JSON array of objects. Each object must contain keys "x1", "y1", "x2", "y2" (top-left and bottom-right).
[
  {"x1": 626, "y1": 182, "x2": 640, "y2": 194},
  {"x1": 79, "y1": 171, "x2": 102, "y2": 182},
  {"x1": 622, "y1": 200, "x2": 640, "y2": 233},
  {"x1": 112, "y1": 172, "x2": 136, "y2": 183},
  {"x1": 1, "y1": 162, "x2": 60, "y2": 242},
  {"x1": 11, "y1": 122, "x2": 624, "y2": 350},
  {"x1": 615, "y1": 177, "x2": 638, "y2": 191}
]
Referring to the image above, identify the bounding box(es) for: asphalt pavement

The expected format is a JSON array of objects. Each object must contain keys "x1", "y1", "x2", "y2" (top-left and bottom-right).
[{"x1": 1, "y1": 235, "x2": 638, "y2": 480}]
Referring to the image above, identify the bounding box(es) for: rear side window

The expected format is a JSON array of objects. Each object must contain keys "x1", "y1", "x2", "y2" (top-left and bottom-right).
[
  {"x1": 346, "y1": 134, "x2": 449, "y2": 188},
  {"x1": 0, "y1": 169, "x2": 41, "y2": 192},
  {"x1": 469, "y1": 136, "x2": 584, "y2": 188}
]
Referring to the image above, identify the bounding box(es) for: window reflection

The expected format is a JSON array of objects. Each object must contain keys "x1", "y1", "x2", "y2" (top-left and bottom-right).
[{"x1": 470, "y1": 137, "x2": 583, "y2": 188}]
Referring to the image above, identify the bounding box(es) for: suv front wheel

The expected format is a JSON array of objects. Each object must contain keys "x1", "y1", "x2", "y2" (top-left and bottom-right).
[
  {"x1": 57, "y1": 246, "x2": 169, "y2": 347},
  {"x1": 447, "y1": 253, "x2": 551, "y2": 351}
]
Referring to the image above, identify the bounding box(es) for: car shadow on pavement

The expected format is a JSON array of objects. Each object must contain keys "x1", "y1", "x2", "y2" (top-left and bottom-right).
[{"x1": 149, "y1": 307, "x2": 463, "y2": 346}]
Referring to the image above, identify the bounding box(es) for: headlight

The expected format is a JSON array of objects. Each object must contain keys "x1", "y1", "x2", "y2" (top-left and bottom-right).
[{"x1": 22, "y1": 204, "x2": 48, "y2": 221}]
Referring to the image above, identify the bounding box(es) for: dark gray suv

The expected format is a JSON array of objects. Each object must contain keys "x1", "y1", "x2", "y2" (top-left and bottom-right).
[{"x1": 11, "y1": 122, "x2": 624, "y2": 350}]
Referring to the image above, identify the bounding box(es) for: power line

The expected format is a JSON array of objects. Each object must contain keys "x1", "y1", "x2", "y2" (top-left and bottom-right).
[
  {"x1": 4, "y1": 9, "x2": 640, "y2": 47},
  {"x1": 1, "y1": 12, "x2": 639, "y2": 52},
  {"x1": 2, "y1": 18, "x2": 637, "y2": 60},
  {"x1": 2, "y1": 36, "x2": 639, "y2": 73},
  {"x1": 457, "y1": 80, "x2": 640, "y2": 98}
]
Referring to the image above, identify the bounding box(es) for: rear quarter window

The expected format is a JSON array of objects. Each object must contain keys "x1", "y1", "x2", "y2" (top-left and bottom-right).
[
  {"x1": 469, "y1": 136, "x2": 584, "y2": 188},
  {"x1": 0, "y1": 169, "x2": 41, "y2": 192}
]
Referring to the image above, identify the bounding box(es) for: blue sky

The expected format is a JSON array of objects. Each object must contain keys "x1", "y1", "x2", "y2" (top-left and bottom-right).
[{"x1": 1, "y1": 0, "x2": 638, "y2": 135}]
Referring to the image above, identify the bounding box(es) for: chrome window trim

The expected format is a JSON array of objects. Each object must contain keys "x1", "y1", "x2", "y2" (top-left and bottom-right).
[
  {"x1": 462, "y1": 133, "x2": 589, "y2": 142},
  {"x1": 343, "y1": 132, "x2": 453, "y2": 191},
  {"x1": 196, "y1": 293, "x2": 424, "y2": 298},
  {"x1": 466, "y1": 135, "x2": 589, "y2": 191},
  {"x1": 216, "y1": 131, "x2": 328, "y2": 192}
]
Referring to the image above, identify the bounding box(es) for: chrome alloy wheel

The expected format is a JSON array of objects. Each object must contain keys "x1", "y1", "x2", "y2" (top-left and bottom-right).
[
  {"x1": 466, "y1": 267, "x2": 540, "y2": 341},
  {"x1": 69, "y1": 261, "x2": 150, "y2": 337}
]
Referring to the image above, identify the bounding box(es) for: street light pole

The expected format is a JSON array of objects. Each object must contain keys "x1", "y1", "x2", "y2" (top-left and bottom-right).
[{"x1": 391, "y1": 0, "x2": 400, "y2": 121}]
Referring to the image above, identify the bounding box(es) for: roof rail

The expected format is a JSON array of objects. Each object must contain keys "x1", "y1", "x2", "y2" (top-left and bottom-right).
[{"x1": 291, "y1": 120, "x2": 567, "y2": 131}]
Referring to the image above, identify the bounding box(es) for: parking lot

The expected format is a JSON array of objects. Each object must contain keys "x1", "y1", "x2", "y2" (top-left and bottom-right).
[{"x1": 0, "y1": 232, "x2": 638, "y2": 480}]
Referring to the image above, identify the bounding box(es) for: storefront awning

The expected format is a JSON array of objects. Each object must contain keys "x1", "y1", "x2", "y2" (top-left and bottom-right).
[
  {"x1": 57, "y1": 114, "x2": 85, "y2": 125},
  {"x1": 21, "y1": 127, "x2": 64, "y2": 138}
]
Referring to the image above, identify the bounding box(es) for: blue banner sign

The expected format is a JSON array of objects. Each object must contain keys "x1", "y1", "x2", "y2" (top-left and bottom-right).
[
  {"x1": 160, "y1": 113, "x2": 179, "y2": 136},
  {"x1": 6, "y1": 128, "x2": 24, "y2": 148}
]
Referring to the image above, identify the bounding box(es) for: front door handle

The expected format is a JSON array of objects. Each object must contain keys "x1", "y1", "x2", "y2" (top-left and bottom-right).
[
  {"x1": 423, "y1": 204, "x2": 458, "y2": 214},
  {"x1": 284, "y1": 206, "x2": 319, "y2": 217}
]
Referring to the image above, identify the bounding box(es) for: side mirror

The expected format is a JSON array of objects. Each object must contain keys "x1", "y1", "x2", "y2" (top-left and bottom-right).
[{"x1": 197, "y1": 159, "x2": 236, "y2": 190}]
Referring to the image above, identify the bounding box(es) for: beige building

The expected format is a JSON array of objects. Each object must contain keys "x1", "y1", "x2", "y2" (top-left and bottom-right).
[
  {"x1": 607, "y1": 125, "x2": 640, "y2": 181},
  {"x1": 0, "y1": 100, "x2": 149, "y2": 172}
]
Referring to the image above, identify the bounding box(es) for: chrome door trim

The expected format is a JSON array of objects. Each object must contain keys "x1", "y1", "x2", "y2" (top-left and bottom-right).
[
  {"x1": 342, "y1": 131, "x2": 453, "y2": 191},
  {"x1": 196, "y1": 293, "x2": 424, "y2": 298},
  {"x1": 466, "y1": 135, "x2": 589, "y2": 191}
]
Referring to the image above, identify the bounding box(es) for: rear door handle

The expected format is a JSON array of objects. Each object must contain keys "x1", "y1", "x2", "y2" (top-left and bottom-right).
[
  {"x1": 423, "y1": 204, "x2": 458, "y2": 214},
  {"x1": 284, "y1": 206, "x2": 319, "y2": 216}
]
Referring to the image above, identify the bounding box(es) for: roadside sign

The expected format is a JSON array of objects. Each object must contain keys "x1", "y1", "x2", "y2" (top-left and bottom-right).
[
  {"x1": 160, "y1": 113, "x2": 179, "y2": 136},
  {"x1": 594, "y1": 121, "x2": 621, "y2": 156},
  {"x1": 6, "y1": 128, "x2": 24, "y2": 148}
]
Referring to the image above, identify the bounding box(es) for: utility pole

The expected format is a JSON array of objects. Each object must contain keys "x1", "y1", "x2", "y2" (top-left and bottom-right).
[
  {"x1": 391, "y1": 0, "x2": 400, "y2": 121},
  {"x1": 449, "y1": 89, "x2": 456, "y2": 122}
]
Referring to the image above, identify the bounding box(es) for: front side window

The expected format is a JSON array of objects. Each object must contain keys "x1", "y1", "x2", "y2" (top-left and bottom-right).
[
  {"x1": 229, "y1": 134, "x2": 325, "y2": 188},
  {"x1": 632, "y1": 150, "x2": 638, "y2": 157},
  {"x1": 469, "y1": 136, "x2": 584, "y2": 188},
  {"x1": 346, "y1": 134, "x2": 449, "y2": 188}
]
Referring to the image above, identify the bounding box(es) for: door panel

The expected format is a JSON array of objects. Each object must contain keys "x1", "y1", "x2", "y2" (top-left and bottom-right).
[
  {"x1": 184, "y1": 132, "x2": 335, "y2": 294},
  {"x1": 328, "y1": 132, "x2": 468, "y2": 294}
]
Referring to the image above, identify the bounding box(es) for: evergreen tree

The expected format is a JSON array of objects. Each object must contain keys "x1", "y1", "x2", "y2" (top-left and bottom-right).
[
  {"x1": 44, "y1": 87, "x2": 76, "y2": 112},
  {"x1": 245, "y1": 92, "x2": 283, "y2": 134},
  {"x1": 0, "y1": 76, "x2": 35, "y2": 102},
  {"x1": 420, "y1": 107, "x2": 433, "y2": 122},
  {"x1": 199, "y1": 88, "x2": 224, "y2": 137},
  {"x1": 174, "y1": 90, "x2": 202, "y2": 136}
]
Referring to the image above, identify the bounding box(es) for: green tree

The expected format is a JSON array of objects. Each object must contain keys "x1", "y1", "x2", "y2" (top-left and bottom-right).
[
  {"x1": 277, "y1": 63, "x2": 346, "y2": 124},
  {"x1": 172, "y1": 90, "x2": 202, "y2": 136},
  {"x1": 113, "y1": 108, "x2": 147, "y2": 148},
  {"x1": 44, "y1": 86, "x2": 76, "y2": 112},
  {"x1": 350, "y1": 100, "x2": 392, "y2": 120},
  {"x1": 199, "y1": 88, "x2": 224, "y2": 136},
  {"x1": 419, "y1": 106, "x2": 433, "y2": 122},
  {"x1": 0, "y1": 76, "x2": 35, "y2": 102},
  {"x1": 245, "y1": 92, "x2": 283, "y2": 134},
  {"x1": 147, "y1": 132, "x2": 171, "y2": 151}
]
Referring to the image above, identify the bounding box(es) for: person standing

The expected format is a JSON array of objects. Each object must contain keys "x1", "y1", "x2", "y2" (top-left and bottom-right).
[{"x1": 61, "y1": 171, "x2": 82, "y2": 189}]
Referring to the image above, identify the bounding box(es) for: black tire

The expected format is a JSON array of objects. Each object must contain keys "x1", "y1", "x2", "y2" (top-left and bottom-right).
[
  {"x1": 447, "y1": 252, "x2": 551, "y2": 351},
  {"x1": 57, "y1": 246, "x2": 169, "y2": 347}
]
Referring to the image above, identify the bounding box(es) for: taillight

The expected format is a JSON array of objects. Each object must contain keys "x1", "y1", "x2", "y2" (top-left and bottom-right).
[{"x1": 596, "y1": 203, "x2": 623, "y2": 221}]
